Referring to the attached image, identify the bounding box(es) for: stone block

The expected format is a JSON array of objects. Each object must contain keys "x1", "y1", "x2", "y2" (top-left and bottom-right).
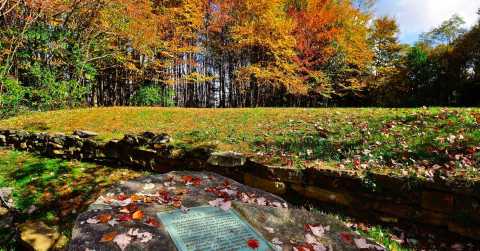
[
  {"x1": 207, "y1": 151, "x2": 246, "y2": 167},
  {"x1": 150, "y1": 133, "x2": 170, "y2": 144},
  {"x1": 416, "y1": 210, "x2": 450, "y2": 226},
  {"x1": 270, "y1": 167, "x2": 303, "y2": 184},
  {"x1": 47, "y1": 142, "x2": 63, "y2": 150},
  {"x1": 448, "y1": 221, "x2": 480, "y2": 241},
  {"x1": 73, "y1": 130, "x2": 98, "y2": 138},
  {"x1": 421, "y1": 191, "x2": 454, "y2": 213},
  {"x1": 133, "y1": 148, "x2": 157, "y2": 161},
  {"x1": 291, "y1": 185, "x2": 352, "y2": 206},
  {"x1": 371, "y1": 201, "x2": 415, "y2": 219},
  {"x1": 0, "y1": 135, "x2": 6, "y2": 146},
  {"x1": 244, "y1": 173, "x2": 286, "y2": 195}
]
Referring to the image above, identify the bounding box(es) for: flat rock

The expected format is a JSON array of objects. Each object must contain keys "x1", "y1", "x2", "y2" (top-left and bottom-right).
[
  {"x1": 73, "y1": 130, "x2": 98, "y2": 138},
  {"x1": 19, "y1": 220, "x2": 60, "y2": 251},
  {"x1": 69, "y1": 171, "x2": 382, "y2": 251}
]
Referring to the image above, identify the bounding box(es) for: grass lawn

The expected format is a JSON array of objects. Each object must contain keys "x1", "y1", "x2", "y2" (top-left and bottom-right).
[
  {"x1": 1, "y1": 107, "x2": 479, "y2": 180},
  {"x1": 0, "y1": 149, "x2": 147, "y2": 246},
  {"x1": 0, "y1": 107, "x2": 480, "y2": 179}
]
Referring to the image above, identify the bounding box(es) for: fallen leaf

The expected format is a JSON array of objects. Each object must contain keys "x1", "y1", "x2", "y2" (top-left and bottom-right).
[
  {"x1": 118, "y1": 214, "x2": 133, "y2": 222},
  {"x1": 263, "y1": 226, "x2": 275, "y2": 234},
  {"x1": 308, "y1": 224, "x2": 329, "y2": 237},
  {"x1": 130, "y1": 194, "x2": 143, "y2": 202},
  {"x1": 220, "y1": 200, "x2": 231, "y2": 211},
  {"x1": 86, "y1": 217, "x2": 100, "y2": 224},
  {"x1": 172, "y1": 200, "x2": 182, "y2": 208},
  {"x1": 143, "y1": 183, "x2": 155, "y2": 190},
  {"x1": 208, "y1": 198, "x2": 231, "y2": 211},
  {"x1": 128, "y1": 228, "x2": 153, "y2": 243},
  {"x1": 97, "y1": 214, "x2": 112, "y2": 223},
  {"x1": 247, "y1": 239, "x2": 260, "y2": 249},
  {"x1": 114, "y1": 198, "x2": 132, "y2": 207},
  {"x1": 220, "y1": 188, "x2": 237, "y2": 196},
  {"x1": 271, "y1": 238, "x2": 283, "y2": 250},
  {"x1": 182, "y1": 175, "x2": 193, "y2": 184},
  {"x1": 313, "y1": 244, "x2": 327, "y2": 251},
  {"x1": 339, "y1": 232, "x2": 353, "y2": 245},
  {"x1": 305, "y1": 233, "x2": 318, "y2": 244},
  {"x1": 132, "y1": 210, "x2": 144, "y2": 220},
  {"x1": 113, "y1": 233, "x2": 132, "y2": 251},
  {"x1": 100, "y1": 231, "x2": 118, "y2": 242},
  {"x1": 117, "y1": 194, "x2": 128, "y2": 201},
  {"x1": 145, "y1": 217, "x2": 160, "y2": 227},
  {"x1": 108, "y1": 219, "x2": 118, "y2": 227},
  {"x1": 354, "y1": 238, "x2": 369, "y2": 249},
  {"x1": 256, "y1": 197, "x2": 267, "y2": 206}
]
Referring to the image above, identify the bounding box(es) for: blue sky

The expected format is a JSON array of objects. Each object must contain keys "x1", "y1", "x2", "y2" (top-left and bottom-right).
[{"x1": 374, "y1": 0, "x2": 480, "y2": 44}]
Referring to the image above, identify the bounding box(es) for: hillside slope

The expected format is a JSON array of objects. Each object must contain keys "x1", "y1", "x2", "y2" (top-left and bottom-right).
[{"x1": 1, "y1": 107, "x2": 479, "y2": 180}]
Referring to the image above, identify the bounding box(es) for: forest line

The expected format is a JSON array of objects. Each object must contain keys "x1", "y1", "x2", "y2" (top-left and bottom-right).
[{"x1": 0, "y1": 0, "x2": 479, "y2": 117}]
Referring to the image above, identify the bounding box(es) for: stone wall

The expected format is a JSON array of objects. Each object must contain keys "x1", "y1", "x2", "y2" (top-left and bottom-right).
[{"x1": 1, "y1": 130, "x2": 479, "y2": 241}]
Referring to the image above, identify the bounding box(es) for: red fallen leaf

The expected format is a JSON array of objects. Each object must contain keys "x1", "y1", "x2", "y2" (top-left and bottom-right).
[
  {"x1": 353, "y1": 159, "x2": 361, "y2": 167},
  {"x1": 205, "y1": 187, "x2": 216, "y2": 193},
  {"x1": 145, "y1": 217, "x2": 160, "y2": 227},
  {"x1": 191, "y1": 177, "x2": 202, "y2": 186},
  {"x1": 117, "y1": 194, "x2": 128, "y2": 201},
  {"x1": 247, "y1": 239, "x2": 260, "y2": 249},
  {"x1": 100, "y1": 231, "x2": 118, "y2": 242},
  {"x1": 182, "y1": 175, "x2": 193, "y2": 184},
  {"x1": 294, "y1": 245, "x2": 313, "y2": 251},
  {"x1": 467, "y1": 147, "x2": 476, "y2": 154},
  {"x1": 159, "y1": 191, "x2": 171, "y2": 203},
  {"x1": 118, "y1": 214, "x2": 133, "y2": 222},
  {"x1": 132, "y1": 210, "x2": 144, "y2": 220},
  {"x1": 127, "y1": 203, "x2": 138, "y2": 213},
  {"x1": 339, "y1": 232, "x2": 353, "y2": 245}
]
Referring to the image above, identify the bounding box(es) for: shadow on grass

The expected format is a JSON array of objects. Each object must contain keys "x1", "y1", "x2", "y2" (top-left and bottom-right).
[{"x1": 0, "y1": 150, "x2": 144, "y2": 244}]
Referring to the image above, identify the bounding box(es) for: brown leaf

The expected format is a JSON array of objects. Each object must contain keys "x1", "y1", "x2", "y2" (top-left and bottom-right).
[
  {"x1": 172, "y1": 200, "x2": 182, "y2": 208},
  {"x1": 130, "y1": 194, "x2": 143, "y2": 202},
  {"x1": 145, "y1": 217, "x2": 160, "y2": 227},
  {"x1": 132, "y1": 210, "x2": 144, "y2": 220},
  {"x1": 100, "y1": 231, "x2": 118, "y2": 242},
  {"x1": 97, "y1": 214, "x2": 112, "y2": 223}
]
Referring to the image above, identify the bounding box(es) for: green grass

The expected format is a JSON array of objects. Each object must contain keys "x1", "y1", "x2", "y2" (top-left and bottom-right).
[
  {"x1": 0, "y1": 149, "x2": 146, "y2": 244},
  {"x1": 0, "y1": 107, "x2": 479, "y2": 180},
  {"x1": 359, "y1": 226, "x2": 411, "y2": 251}
]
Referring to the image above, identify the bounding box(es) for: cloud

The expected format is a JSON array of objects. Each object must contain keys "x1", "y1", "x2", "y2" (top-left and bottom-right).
[{"x1": 374, "y1": 0, "x2": 479, "y2": 43}]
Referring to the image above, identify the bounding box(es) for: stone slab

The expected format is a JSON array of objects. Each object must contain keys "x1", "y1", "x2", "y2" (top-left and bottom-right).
[{"x1": 69, "y1": 171, "x2": 381, "y2": 251}]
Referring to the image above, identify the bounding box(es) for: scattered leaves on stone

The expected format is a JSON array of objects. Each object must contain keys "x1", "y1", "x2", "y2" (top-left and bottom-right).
[{"x1": 100, "y1": 231, "x2": 118, "y2": 242}]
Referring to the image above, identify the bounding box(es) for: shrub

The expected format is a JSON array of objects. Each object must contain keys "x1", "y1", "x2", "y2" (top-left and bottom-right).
[
  {"x1": 130, "y1": 85, "x2": 175, "y2": 107},
  {"x1": 0, "y1": 76, "x2": 27, "y2": 118}
]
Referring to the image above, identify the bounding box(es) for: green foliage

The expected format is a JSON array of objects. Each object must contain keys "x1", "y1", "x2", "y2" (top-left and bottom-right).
[
  {"x1": 130, "y1": 85, "x2": 175, "y2": 107},
  {"x1": 420, "y1": 14, "x2": 466, "y2": 46},
  {"x1": 0, "y1": 76, "x2": 27, "y2": 118}
]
